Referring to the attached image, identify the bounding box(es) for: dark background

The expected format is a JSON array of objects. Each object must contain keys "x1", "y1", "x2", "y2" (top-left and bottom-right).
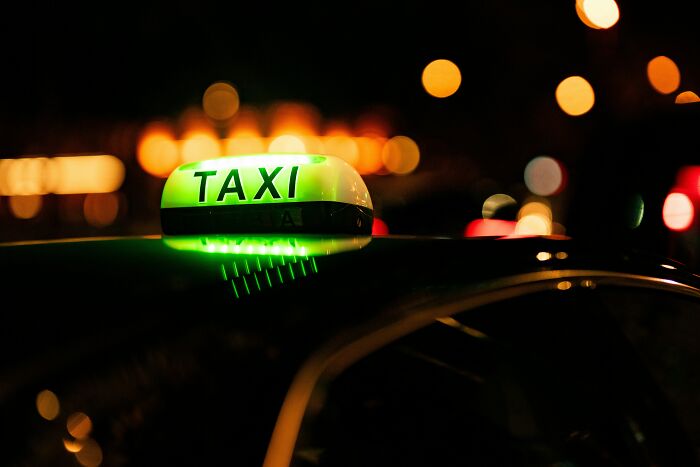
[{"x1": 1, "y1": 1, "x2": 699, "y2": 263}]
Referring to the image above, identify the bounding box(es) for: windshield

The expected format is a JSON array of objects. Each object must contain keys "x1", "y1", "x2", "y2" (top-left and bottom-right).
[{"x1": 293, "y1": 287, "x2": 700, "y2": 466}]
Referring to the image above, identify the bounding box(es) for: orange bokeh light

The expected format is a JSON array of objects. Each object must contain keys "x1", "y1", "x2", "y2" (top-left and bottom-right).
[
  {"x1": 354, "y1": 136, "x2": 385, "y2": 174},
  {"x1": 675, "y1": 91, "x2": 699, "y2": 104},
  {"x1": 422, "y1": 59, "x2": 462, "y2": 98},
  {"x1": 381, "y1": 135, "x2": 420, "y2": 175},
  {"x1": 84, "y1": 192, "x2": 120, "y2": 228},
  {"x1": 555, "y1": 76, "x2": 595, "y2": 116},
  {"x1": 647, "y1": 56, "x2": 681, "y2": 95},
  {"x1": 180, "y1": 130, "x2": 221, "y2": 163},
  {"x1": 137, "y1": 123, "x2": 180, "y2": 178},
  {"x1": 202, "y1": 81, "x2": 240, "y2": 121},
  {"x1": 579, "y1": 0, "x2": 620, "y2": 29}
]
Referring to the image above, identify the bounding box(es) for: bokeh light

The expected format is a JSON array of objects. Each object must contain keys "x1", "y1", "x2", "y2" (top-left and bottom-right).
[
  {"x1": 9, "y1": 195, "x2": 42, "y2": 219},
  {"x1": 464, "y1": 219, "x2": 516, "y2": 237},
  {"x1": 224, "y1": 136, "x2": 266, "y2": 155},
  {"x1": 647, "y1": 56, "x2": 681, "y2": 95},
  {"x1": 514, "y1": 214, "x2": 551, "y2": 236},
  {"x1": 63, "y1": 438, "x2": 83, "y2": 453},
  {"x1": 524, "y1": 156, "x2": 566, "y2": 196},
  {"x1": 575, "y1": 0, "x2": 600, "y2": 29},
  {"x1": 268, "y1": 102, "x2": 320, "y2": 136},
  {"x1": 626, "y1": 193, "x2": 645, "y2": 229},
  {"x1": 84, "y1": 193, "x2": 120, "y2": 227},
  {"x1": 268, "y1": 134, "x2": 307, "y2": 153},
  {"x1": 322, "y1": 135, "x2": 359, "y2": 166},
  {"x1": 422, "y1": 59, "x2": 462, "y2": 98},
  {"x1": 137, "y1": 123, "x2": 180, "y2": 178},
  {"x1": 381, "y1": 136, "x2": 420, "y2": 175},
  {"x1": 355, "y1": 136, "x2": 385, "y2": 174},
  {"x1": 663, "y1": 192, "x2": 694, "y2": 231},
  {"x1": 67, "y1": 412, "x2": 93, "y2": 439},
  {"x1": 372, "y1": 217, "x2": 389, "y2": 235},
  {"x1": 180, "y1": 130, "x2": 221, "y2": 163},
  {"x1": 202, "y1": 81, "x2": 240, "y2": 121},
  {"x1": 47, "y1": 156, "x2": 125, "y2": 194},
  {"x1": 580, "y1": 0, "x2": 620, "y2": 29},
  {"x1": 74, "y1": 438, "x2": 103, "y2": 467},
  {"x1": 675, "y1": 91, "x2": 700, "y2": 104},
  {"x1": 482, "y1": 194, "x2": 517, "y2": 219},
  {"x1": 36, "y1": 389, "x2": 60, "y2": 420},
  {"x1": 556, "y1": 76, "x2": 595, "y2": 116}
]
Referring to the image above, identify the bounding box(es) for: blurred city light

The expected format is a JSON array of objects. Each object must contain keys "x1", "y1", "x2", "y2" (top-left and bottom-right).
[
  {"x1": 675, "y1": 166, "x2": 700, "y2": 196},
  {"x1": 579, "y1": 0, "x2": 620, "y2": 29},
  {"x1": 555, "y1": 76, "x2": 595, "y2": 116},
  {"x1": 354, "y1": 136, "x2": 385, "y2": 174},
  {"x1": 421, "y1": 59, "x2": 461, "y2": 98},
  {"x1": 36, "y1": 389, "x2": 60, "y2": 420},
  {"x1": 74, "y1": 438, "x2": 102, "y2": 467},
  {"x1": 514, "y1": 214, "x2": 552, "y2": 236},
  {"x1": 675, "y1": 91, "x2": 700, "y2": 104},
  {"x1": 63, "y1": 438, "x2": 83, "y2": 453},
  {"x1": 647, "y1": 56, "x2": 681, "y2": 95},
  {"x1": 203, "y1": 81, "x2": 240, "y2": 121},
  {"x1": 321, "y1": 134, "x2": 359, "y2": 166},
  {"x1": 464, "y1": 219, "x2": 516, "y2": 237},
  {"x1": 524, "y1": 156, "x2": 566, "y2": 196},
  {"x1": 67, "y1": 412, "x2": 93, "y2": 439},
  {"x1": 137, "y1": 122, "x2": 180, "y2": 178},
  {"x1": 84, "y1": 192, "x2": 120, "y2": 227},
  {"x1": 381, "y1": 135, "x2": 420, "y2": 175},
  {"x1": 0, "y1": 155, "x2": 125, "y2": 196},
  {"x1": 372, "y1": 217, "x2": 389, "y2": 235},
  {"x1": 180, "y1": 130, "x2": 221, "y2": 163},
  {"x1": 268, "y1": 134, "x2": 307, "y2": 153},
  {"x1": 481, "y1": 194, "x2": 516, "y2": 219},
  {"x1": 662, "y1": 192, "x2": 694, "y2": 231},
  {"x1": 9, "y1": 195, "x2": 42, "y2": 219}
]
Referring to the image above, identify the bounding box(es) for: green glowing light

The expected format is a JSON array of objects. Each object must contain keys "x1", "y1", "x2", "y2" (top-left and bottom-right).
[
  {"x1": 161, "y1": 153, "x2": 372, "y2": 209},
  {"x1": 163, "y1": 235, "x2": 371, "y2": 257}
]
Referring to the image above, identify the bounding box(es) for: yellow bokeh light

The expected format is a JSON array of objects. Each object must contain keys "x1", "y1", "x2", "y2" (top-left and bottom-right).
[
  {"x1": 224, "y1": 136, "x2": 266, "y2": 155},
  {"x1": 202, "y1": 81, "x2": 240, "y2": 121},
  {"x1": 137, "y1": 124, "x2": 180, "y2": 178},
  {"x1": 180, "y1": 131, "x2": 221, "y2": 163},
  {"x1": 675, "y1": 91, "x2": 699, "y2": 104},
  {"x1": 575, "y1": 0, "x2": 600, "y2": 29},
  {"x1": 47, "y1": 156, "x2": 125, "y2": 194},
  {"x1": 67, "y1": 412, "x2": 93, "y2": 439},
  {"x1": 647, "y1": 56, "x2": 681, "y2": 95},
  {"x1": 422, "y1": 59, "x2": 462, "y2": 98},
  {"x1": 518, "y1": 200, "x2": 552, "y2": 221},
  {"x1": 322, "y1": 135, "x2": 359, "y2": 166},
  {"x1": 536, "y1": 251, "x2": 552, "y2": 261},
  {"x1": 381, "y1": 135, "x2": 420, "y2": 175},
  {"x1": 84, "y1": 193, "x2": 120, "y2": 228},
  {"x1": 268, "y1": 134, "x2": 307, "y2": 153},
  {"x1": 556, "y1": 76, "x2": 595, "y2": 116},
  {"x1": 268, "y1": 102, "x2": 320, "y2": 136},
  {"x1": 581, "y1": 0, "x2": 620, "y2": 29},
  {"x1": 9, "y1": 194, "x2": 42, "y2": 219},
  {"x1": 36, "y1": 389, "x2": 60, "y2": 420},
  {"x1": 355, "y1": 136, "x2": 385, "y2": 174},
  {"x1": 557, "y1": 281, "x2": 573, "y2": 290},
  {"x1": 514, "y1": 214, "x2": 552, "y2": 236}
]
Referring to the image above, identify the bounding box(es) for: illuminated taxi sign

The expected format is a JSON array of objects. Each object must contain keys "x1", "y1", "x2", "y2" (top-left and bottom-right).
[
  {"x1": 161, "y1": 154, "x2": 373, "y2": 234},
  {"x1": 162, "y1": 235, "x2": 372, "y2": 257}
]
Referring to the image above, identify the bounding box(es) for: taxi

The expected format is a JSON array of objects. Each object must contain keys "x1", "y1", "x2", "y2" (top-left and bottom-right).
[{"x1": 1, "y1": 154, "x2": 700, "y2": 467}]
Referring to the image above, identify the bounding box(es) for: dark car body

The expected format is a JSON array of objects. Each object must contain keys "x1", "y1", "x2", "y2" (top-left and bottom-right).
[{"x1": 1, "y1": 234, "x2": 700, "y2": 466}]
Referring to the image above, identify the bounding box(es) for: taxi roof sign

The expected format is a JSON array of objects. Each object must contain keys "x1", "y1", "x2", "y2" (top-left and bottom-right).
[{"x1": 161, "y1": 154, "x2": 373, "y2": 235}]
